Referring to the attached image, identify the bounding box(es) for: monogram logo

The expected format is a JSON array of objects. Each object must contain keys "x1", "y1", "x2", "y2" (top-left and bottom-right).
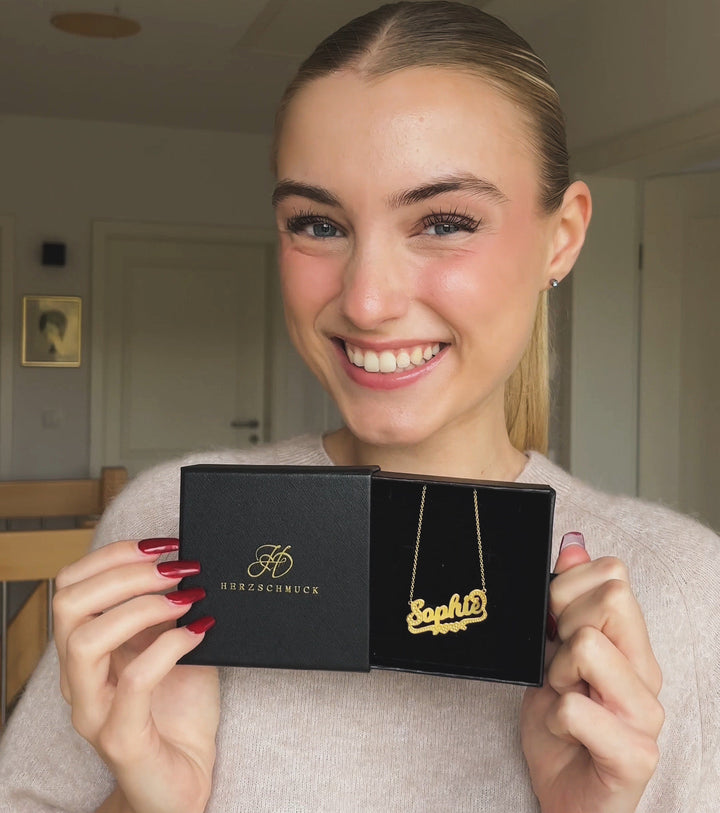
[{"x1": 247, "y1": 544, "x2": 294, "y2": 579}]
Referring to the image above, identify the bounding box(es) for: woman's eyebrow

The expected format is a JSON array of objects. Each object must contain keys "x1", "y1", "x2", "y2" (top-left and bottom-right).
[
  {"x1": 387, "y1": 174, "x2": 509, "y2": 208},
  {"x1": 271, "y1": 174, "x2": 508, "y2": 209},
  {"x1": 272, "y1": 180, "x2": 341, "y2": 208}
]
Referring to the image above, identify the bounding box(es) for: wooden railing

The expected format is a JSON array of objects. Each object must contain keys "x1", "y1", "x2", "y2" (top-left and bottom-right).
[{"x1": 0, "y1": 466, "x2": 127, "y2": 728}]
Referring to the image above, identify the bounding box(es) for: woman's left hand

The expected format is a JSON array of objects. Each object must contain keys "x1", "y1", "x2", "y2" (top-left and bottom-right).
[{"x1": 521, "y1": 532, "x2": 664, "y2": 813}]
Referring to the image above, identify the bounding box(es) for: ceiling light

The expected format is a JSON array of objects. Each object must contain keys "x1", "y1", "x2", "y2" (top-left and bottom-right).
[{"x1": 51, "y1": 12, "x2": 141, "y2": 39}]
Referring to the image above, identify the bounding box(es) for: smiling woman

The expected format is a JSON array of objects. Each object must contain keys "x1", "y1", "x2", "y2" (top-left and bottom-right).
[
  {"x1": 272, "y1": 65, "x2": 587, "y2": 463},
  {"x1": 0, "y1": 3, "x2": 718, "y2": 813}
]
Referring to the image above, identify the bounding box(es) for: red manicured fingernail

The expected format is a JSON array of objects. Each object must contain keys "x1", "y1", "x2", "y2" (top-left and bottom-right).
[
  {"x1": 186, "y1": 616, "x2": 215, "y2": 635},
  {"x1": 559, "y1": 531, "x2": 585, "y2": 554},
  {"x1": 546, "y1": 610, "x2": 558, "y2": 642},
  {"x1": 138, "y1": 537, "x2": 180, "y2": 555},
  {"x1": 157, "y1": 560, "x2": 201, "y2": 578},
  {"x1": 165, "y1": 587, "x2": 206, "y2": 606}
]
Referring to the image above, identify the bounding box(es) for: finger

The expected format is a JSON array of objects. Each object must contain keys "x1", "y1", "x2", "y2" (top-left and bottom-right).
[
  {"x1": 547, "y1": 532, "x2": 590, "y2": 648},
  {"x1": 65, "y1": 591, "x2": 204, "y2": 712},
  {"x1": 545, "y1": 690, "x2": 660, "y2": 795},
  {"x1": 54, "y1": 552, "x2": 199, "y2": 705},
  {"x1": 99, "y1": 619, "x2": 216, "y2": 766},
  {"x1": 550, "y1": 555, "x2": 630, "y2": 618},
  {"x1": 548, "y1": 626, "x2": 665, "y2": 738},
  {"x1": 556, "y1": 579, "x2": 662, "y2": 696},
  {"x1": 55, "y1": 551, "x2": 174, "y2": 703},
  {"x1": 554, "y1": 531, "x2": 591, "y2": 573},
  {"x1": 54, "y1": 538, "x2": 179, "y2": 590},
  {"x1": 54, "y1": 559, "x2": 200, "y2": 658}
]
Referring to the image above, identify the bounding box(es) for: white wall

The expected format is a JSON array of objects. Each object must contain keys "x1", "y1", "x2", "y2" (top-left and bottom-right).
[
  {"x1": 570, "y1": 176, "x2": 640, "y2": 495},
  {"x1": 0, "y1": 114, "x2": 275, "y2": 478},
  {"x1": 640, "y1": 172, "x2": 720, "y2": 529},
  {"x1": 520, "y1": 0, "x2": 720, "y2": 151}
]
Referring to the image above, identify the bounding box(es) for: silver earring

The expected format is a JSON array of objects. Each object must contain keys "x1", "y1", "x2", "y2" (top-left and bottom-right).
[{"x1": 549, "y1": 279, "x2": 559, "y2": 289}]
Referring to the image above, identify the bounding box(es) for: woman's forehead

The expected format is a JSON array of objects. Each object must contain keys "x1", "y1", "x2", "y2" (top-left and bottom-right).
[{"x1": 276, "y1": 67, "x2": 538, "y2": 204}]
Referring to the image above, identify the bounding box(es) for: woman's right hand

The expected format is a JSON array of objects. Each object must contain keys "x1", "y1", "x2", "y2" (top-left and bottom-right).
[{"x1": 53, "y1": 538, "x2": 220, "y2": 813}]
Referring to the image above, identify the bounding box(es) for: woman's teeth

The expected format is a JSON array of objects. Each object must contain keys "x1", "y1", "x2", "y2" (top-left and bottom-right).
[{"x1": 344, "y1": 342, "x2": 442, "y2": 374}]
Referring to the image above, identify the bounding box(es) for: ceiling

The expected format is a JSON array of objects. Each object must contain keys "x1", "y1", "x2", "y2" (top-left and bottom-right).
[{"x1": 0, "y1": 0, "x2": 580, "y2": 135}]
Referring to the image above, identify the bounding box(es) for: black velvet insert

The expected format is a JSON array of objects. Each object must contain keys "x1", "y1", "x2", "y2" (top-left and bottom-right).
[{"x1": 370, "y1": 473, "x2": 554, "y2": 686}]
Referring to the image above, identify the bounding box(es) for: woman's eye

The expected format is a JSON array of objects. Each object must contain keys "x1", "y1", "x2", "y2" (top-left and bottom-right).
[
  {"x1": 286, "y1": 214, "x2": 344, "y2": 239},
  {"x1": 421, "y1": 211, "x2": 480, "y2": 236},
  {"x1": 310, "y1": 222, "x2": 338, "y2": 238},
  {"x1": 430, "y1": 222, "x2": 461, "y2": 235}
]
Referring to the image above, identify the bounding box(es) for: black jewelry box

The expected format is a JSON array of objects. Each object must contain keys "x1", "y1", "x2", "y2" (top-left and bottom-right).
[{"x1": 178, "y1": 465, "x2": 555, "y2": 686}]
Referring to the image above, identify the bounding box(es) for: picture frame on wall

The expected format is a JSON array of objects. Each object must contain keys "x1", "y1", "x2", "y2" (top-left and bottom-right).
[{"x1": 21, "y1": 295, "x2": 82, "y2": 367}]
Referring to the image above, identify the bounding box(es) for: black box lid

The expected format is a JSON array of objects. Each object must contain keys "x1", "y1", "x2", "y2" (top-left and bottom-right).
[{"x1": 179, "y1": 465, "x2": 375, "y2": 671}]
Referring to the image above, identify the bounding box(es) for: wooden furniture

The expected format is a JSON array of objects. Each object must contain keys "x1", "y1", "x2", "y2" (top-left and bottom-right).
[{"x1": 0, "y1": 466, "x2": 127, "y2": 728}]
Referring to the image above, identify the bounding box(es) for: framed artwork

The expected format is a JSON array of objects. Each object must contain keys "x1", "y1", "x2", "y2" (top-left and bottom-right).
[{"x1": 22, "y1": 295, "x2": 82, "y2": 367}]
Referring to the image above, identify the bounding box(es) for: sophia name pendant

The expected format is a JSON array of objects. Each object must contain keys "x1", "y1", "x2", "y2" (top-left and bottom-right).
[
  {"x1": 406, "y1": 587, "x2": 488, "y2": 635},
  {"x1": 406, "y1": 485, "x2": 489, "y2": 636}
]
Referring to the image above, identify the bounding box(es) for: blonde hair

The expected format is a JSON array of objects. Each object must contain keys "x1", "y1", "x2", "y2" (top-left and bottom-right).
[{"x1": 273, "y1": 1, "x2": 569, "y2": 453}]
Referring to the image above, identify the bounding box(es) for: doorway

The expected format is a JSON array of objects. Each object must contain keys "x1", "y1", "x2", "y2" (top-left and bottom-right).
[{"x1": 90, "y1": 221, "x2": 335, "y2": 477}]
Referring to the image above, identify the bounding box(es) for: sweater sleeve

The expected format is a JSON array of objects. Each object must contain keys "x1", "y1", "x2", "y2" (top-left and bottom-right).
[
  {"x1": 683, "y1": 524, "x2": 720, "y2": 810},
  {"x1": 0, "y1": 459, "x2": 185, "y2": 811},
  {"x1": 636, "y1": 513, "x2": 720, "y2": 813},
  {"x1": 0, "y1": 646, "x2": 115, "y2": 812}
]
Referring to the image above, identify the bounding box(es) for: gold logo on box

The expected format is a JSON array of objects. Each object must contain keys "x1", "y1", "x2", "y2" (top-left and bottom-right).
[
  {"x1": 220, "y1": 582, "x2": 319, "y2": 595},
  {"x1": 247, "y1": 544, "x2": 294, "y2": 579},
  {"x1": 219, "y1": 543, "x2": 319, "y2": 595}
]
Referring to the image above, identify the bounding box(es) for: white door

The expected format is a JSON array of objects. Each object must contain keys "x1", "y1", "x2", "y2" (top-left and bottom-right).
[
  {"x1": 94, "y1": 230, "x2": 273, "y2": 476},
  {"x1": 640, "y1": 171, "x2": 720, "y2": 531}
]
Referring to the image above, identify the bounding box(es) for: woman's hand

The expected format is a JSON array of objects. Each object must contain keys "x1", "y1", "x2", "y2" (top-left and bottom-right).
[
  {"x1": 521, "y1": 532, "x2": 664, "y2": 813},
  {"x1": 53, "y1": 538, "x2": 220, "y2": 813}
]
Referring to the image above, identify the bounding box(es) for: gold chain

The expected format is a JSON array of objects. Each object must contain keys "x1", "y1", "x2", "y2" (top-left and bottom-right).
[
  {"x1": 408, "y1": 484, "x2": 426, "y2": 604},
  {"x1": 472, "y1": 488, "x2": 486, "y2": 593},
  {"x1": 408, "y1": 485, "x2": 486, "y2": 604}
]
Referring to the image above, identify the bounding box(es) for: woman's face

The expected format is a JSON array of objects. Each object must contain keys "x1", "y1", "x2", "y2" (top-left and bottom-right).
[
  {"x1": 274, "y1": 67, "x2": 560, "y2": 448},
  {"x1": 41, "y1": 319, "x2": 63, "y2": 348}
]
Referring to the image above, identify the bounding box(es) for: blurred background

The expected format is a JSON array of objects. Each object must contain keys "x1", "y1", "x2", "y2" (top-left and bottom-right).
[{"x1": 0, "y1": 0, "x2": 718, "y2": 531}]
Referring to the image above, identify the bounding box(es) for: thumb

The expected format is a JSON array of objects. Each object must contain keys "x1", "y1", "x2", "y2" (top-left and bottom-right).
[{"x1": 554, "y1": 531, "x2": 590, "y2": 574}]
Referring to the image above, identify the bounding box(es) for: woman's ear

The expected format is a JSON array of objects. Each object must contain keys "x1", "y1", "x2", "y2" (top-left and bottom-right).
[{"x1": 546, "y1": 180, "x2": 592, "y2": 287}]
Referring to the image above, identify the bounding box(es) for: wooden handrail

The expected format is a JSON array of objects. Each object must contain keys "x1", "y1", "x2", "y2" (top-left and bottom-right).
[
  {"x1": 0, "y1": 466, "x2": 127, "y2": 726},
  {"x1": 0, "y1": 466, "x2": 127, "y2": 519},
  {"x1": 0, "y1": 528, "x2": 94, "y2": 581},
  {"x1": 0, "y1": 480, "x2": 101, "y2": 519}
]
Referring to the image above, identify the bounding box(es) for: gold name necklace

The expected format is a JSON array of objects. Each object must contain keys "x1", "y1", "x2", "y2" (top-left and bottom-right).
[{"x1": 406, "y1": 485, "x2": 488, "y2": 635}]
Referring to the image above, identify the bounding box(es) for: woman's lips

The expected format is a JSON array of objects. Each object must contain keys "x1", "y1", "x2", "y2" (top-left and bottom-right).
[{"x1": 333, "y1": 338, "x2": 449, "y2": 390}]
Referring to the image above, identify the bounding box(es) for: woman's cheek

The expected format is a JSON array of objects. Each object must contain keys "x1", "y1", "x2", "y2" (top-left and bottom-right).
[
  {"x1": 279, "y1": 242, "x2": 344, "y2": 322},
  {"x1": 420, "y1": 240, "x2": 541, "y2": 367},
  {"x1": 418, "y1": 247, "x2": 507, "y2": 321}
]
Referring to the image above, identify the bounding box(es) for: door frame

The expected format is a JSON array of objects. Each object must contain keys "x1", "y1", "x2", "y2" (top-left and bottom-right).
[
  {"x1": 90, "y1": 220, "x2": 277, "y2": 477},
  {"x1": 0, "y1": 215, "x2": 15, "y2": 478}
]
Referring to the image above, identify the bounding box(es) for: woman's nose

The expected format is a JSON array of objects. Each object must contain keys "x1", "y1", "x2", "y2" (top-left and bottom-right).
[{"x1": 339, "y1": 244, "x2": 409, "y2": 330}]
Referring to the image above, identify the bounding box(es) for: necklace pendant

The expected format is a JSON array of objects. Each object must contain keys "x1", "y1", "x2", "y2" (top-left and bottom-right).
[{"x1": 406, "y1": 588, "x2": 487, "y2": 635}]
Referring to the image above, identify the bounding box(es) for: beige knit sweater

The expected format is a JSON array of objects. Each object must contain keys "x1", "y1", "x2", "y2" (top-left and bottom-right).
[{"x1": 1, "y1": 436, "x2": 718, "y2": 812}]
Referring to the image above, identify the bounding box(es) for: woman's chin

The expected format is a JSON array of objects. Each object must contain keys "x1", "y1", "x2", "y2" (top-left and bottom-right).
[{"x1": 341, "y1": 413, "x2": 440, "y2": 450}]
